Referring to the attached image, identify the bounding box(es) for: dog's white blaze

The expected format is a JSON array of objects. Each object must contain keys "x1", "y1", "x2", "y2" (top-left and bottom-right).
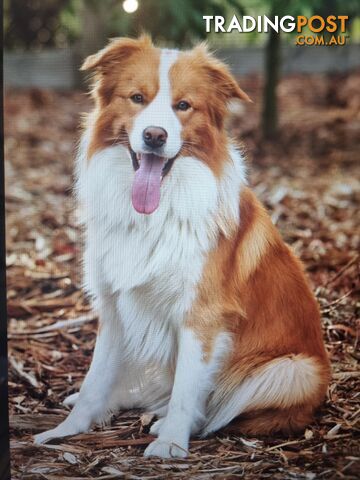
[{"x1": 129, "y1": 49, "x2": 182, "y2": 159}]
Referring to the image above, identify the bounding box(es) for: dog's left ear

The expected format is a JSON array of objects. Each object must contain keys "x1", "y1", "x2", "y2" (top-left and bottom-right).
[
  {"x1": 206, "y1": 61, "x2": 252, "y2": 103},
  {"x1": 195, "y1": 44, "x2": 252, "y2": 103}
]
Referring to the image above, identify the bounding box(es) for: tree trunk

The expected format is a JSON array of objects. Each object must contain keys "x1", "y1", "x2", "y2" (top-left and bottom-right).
[
  {"x1": 261, "y1": 25, "x2": 281, "y2": 140},
  {"x1": 75, "y1": 2, "x2": 108, "y2": 88},
  {"x1": 79, "y1": 2, "x2": 107, "y2": 58}
]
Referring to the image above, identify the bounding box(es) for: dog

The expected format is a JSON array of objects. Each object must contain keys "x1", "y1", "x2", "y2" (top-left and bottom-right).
[{"x1": 35, "y1": 35, "x2": 330, "y2": 458}]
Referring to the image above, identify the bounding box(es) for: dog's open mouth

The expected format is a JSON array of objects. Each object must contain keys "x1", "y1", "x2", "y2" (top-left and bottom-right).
[{"x1": 129, "y1": 147, "x2": 176, "y2": 215}]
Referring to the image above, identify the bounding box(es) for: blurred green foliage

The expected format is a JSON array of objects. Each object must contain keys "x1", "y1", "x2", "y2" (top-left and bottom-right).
[
  {"x1": 129, "y1": 0, "x2": 245, "y2": 46},
  {"x1": 4, "y1": 0, "x2": 82, "y2": 49},
  {"x1": 4, "y1": 0, "x2": 244, "y2": 49}
]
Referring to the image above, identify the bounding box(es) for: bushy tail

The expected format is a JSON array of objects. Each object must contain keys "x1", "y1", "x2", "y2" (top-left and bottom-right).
[{"x1": 202, "y1": 354, "x2": 328, "y2": 436}]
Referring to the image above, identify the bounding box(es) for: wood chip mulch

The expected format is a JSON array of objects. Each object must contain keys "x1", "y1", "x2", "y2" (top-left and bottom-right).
[{"x1": 5, "y1": 72, "x2": 360, "y2": 479}]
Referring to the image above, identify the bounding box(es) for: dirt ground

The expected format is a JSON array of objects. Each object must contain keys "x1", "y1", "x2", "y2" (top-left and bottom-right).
[{"x1": 5, "y1": 71, "x2": 360, "y2": 479}]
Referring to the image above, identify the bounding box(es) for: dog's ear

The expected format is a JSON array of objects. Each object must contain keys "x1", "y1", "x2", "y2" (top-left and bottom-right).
[
  {"x1": 81, "y1": 35, "x2": 153, "y2": 72},
  {"x1": 206, "y1": 62, "x2": 252, "y2": 103},
  {"x1": 194, "y1": 44, "x2": 252, "y2": 103}
]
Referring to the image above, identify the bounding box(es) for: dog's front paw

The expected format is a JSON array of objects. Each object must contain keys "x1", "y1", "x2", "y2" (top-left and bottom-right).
[
  {"x1": 144, "y1": 438, "x2": 188, "y2": 458},
  {"x1": 34, "y1": 427, "x2": 65, "y2": 445},
  {"x1": 63, "y1": 392, "x2": 80, "y2": 407},
  {"x1": 34, "y1": 416, "x2": 91, "y2": 445}
]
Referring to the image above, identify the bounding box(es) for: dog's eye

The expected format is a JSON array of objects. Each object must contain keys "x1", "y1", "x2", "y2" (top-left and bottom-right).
[
  {"x1": 176, "y1": 100, "x2": 191, "y2": 111},
  {"x1": 130, "y1": 94, "x2": 144, "y2": 104}
]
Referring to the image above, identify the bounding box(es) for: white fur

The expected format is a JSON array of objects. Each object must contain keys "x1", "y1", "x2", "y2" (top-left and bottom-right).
[
  {"x1": 35, "y1": 138, "x2": 246, "y2": 449},
  {"x1": 145, "y1": 330, "x2": 231, "y2": 458},
  {"x1": 80, "y1": 145, "x2": 220, "y2": 362}
]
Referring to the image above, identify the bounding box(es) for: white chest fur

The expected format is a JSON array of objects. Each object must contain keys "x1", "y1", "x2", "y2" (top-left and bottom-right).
[{"x1": 76, "y1": 141, "x2": 245, "y2": 363}]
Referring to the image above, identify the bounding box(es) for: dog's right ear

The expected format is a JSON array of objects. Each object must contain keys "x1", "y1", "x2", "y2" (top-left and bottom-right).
[{"x1": 81, "y1": 35, "x2": 152, "y2": 72}]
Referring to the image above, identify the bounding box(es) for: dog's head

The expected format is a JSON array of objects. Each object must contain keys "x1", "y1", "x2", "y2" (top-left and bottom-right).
[{"x1": 82, "y1": 35, "x2": 250, "y2": 214}]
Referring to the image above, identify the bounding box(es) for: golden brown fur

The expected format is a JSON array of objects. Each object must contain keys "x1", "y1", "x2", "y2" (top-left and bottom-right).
[{"x1": 188, "y1": 187, "x2": 330, "y2": 434}]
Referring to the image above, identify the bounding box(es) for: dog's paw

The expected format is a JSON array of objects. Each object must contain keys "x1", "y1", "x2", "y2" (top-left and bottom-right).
[
  {"x1": 34, "y1": 417, "x2": 90, "y2": 445},
  {"x1": 149, "y1": 418, "x2": 165, "y2": 436},
  {"x1": 63, "y1": 392, "x2": 80, "y2": 407},
  {"x1": 34, "y1": 427, "x2": 65, "y2": 445},
  {"x1": 144, "y1": 438, "x2": 188, "y2": 458}
]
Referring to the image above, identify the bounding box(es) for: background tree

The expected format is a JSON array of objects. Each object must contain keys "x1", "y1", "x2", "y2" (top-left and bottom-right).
[
  {"x1": 261, "y1": 1, "x2": 282, "y2": 140},
  {"x1": 260, "y1": 0, "x2": 359, "y2": 140}
]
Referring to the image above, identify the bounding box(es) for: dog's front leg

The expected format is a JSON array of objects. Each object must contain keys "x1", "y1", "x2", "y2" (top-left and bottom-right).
[
  {"x1": 34, "y1": 294, "x2": 123, "y2": 444},
  {"x1": 144, "y1": 328, "x2": 226, "y2": 458}
]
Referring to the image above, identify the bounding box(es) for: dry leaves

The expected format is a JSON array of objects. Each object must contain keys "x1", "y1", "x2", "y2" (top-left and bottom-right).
[{"x1": 5, "y1": 73, "x2": 360, "y2": 479}]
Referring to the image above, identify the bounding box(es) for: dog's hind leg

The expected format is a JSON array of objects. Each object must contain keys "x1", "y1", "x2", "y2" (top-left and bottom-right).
[{"x1": 34, "y1": 294, "x2": 124, "y2": 444}]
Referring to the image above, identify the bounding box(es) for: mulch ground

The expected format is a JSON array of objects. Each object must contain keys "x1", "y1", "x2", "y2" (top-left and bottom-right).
[{"x1": 5, "y1": 71, "x2": 359, "y2": 479}]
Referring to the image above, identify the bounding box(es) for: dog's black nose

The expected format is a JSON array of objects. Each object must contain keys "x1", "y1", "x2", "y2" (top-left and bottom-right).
[{"x1": 143, "y1": 126, "x2": 167, "y2": 149}]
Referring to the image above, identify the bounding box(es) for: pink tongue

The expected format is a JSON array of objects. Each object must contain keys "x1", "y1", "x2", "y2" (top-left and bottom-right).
[{"x1": 131, "y1": 153, "x2": 165, "y2": 214}]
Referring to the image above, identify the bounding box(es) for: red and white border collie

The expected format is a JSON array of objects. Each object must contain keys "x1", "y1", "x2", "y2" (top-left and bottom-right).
[{"x1": 35, "y1": 36, "x2": 330, "y2": 458}]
